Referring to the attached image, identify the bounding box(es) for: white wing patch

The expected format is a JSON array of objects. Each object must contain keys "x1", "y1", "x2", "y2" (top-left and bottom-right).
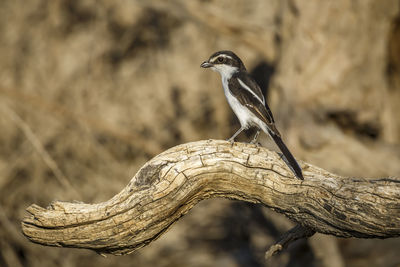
[
  {"x1": 222, "y1": 76, "x2": 265, "y2": 129},
  {"x1": 237, "y1": 78, "x2": 265, "y2": 104}
]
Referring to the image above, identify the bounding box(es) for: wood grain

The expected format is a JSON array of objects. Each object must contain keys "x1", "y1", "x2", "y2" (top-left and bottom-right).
[{"x1": 21, "y1": 140, "x2": 400, "y2": 255}]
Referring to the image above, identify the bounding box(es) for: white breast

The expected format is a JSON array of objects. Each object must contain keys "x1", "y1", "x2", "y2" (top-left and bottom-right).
[{"x1": 222, "y1": 76, "x2": 265, "y2": 130}]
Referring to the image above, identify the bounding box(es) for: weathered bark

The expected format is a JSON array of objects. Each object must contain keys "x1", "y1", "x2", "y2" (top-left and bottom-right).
[{"x1": 21, "y1": 140, "x2": 400, "y2": 256}]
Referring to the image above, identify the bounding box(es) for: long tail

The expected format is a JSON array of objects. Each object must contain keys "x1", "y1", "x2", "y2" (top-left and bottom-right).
[{"x1": 267, "y1": 130, "x2": 303, "y2": 180}]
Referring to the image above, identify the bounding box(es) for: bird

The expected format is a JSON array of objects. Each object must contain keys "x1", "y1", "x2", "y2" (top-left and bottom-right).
[{"x1": 200, "y1": 50, "x2": 303, "y2": 180}]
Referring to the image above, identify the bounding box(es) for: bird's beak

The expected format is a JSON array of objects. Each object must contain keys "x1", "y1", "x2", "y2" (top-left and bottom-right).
[{"x1": 200, "y1": 61, "x2": 212, "y2": 68}]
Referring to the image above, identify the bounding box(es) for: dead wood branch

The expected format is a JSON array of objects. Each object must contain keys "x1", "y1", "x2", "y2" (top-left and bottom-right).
[
  {"x1": 265, "y1": 225, "x2": 315, "y2": 259},
  {"x1": 21, "y1": 140, "x2": 400, "y2": 256}
]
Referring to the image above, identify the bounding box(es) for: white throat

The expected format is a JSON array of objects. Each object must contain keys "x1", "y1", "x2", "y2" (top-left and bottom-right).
[{"x1": 211, "y1": 65, "x2": 238, "y2": 80}]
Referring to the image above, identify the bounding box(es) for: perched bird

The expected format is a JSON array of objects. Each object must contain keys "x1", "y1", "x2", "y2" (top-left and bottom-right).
[{"x1": 201, "y1": 50, "x2": 303, "y2": 180}]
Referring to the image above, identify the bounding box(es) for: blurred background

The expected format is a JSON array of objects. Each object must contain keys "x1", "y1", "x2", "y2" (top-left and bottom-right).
[{"x1": 1, "y1": 0, "x2": 400, "y2": 266}]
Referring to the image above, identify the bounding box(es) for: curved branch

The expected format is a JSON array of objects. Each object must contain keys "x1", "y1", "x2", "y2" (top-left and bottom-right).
[{"x1": 21, "y1": 140, "x2": 400, "y2": 256}]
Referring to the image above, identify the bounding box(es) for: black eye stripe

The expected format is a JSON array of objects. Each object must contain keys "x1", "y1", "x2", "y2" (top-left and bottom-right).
[{"x1": 210, "y1": 55, "x2": 234, "y2": 64}]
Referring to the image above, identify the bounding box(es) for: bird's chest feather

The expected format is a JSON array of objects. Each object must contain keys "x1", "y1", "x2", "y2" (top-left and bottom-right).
[{"x1": 222, "y1": 77, "x2": 257, "y2": 129}]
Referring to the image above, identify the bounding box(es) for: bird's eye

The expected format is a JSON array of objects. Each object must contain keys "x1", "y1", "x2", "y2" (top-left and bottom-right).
[{"x1": 217, "y1": 57, "x2": 224, "y2": 63}]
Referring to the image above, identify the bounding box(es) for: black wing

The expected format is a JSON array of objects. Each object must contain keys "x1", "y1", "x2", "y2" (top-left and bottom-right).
[
  {"x1": 235, "y1": 72, "x2": 275, "y2": 123},
  {"x1": 228, "y1": 73, "x2": 280, "y2": 136},
  {"x1": 229, "y1": 73, "x2": 303, "y2": 180}
]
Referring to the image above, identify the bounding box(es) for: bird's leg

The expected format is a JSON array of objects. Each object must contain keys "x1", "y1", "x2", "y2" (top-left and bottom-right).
[
  {"x1": 250, "y1": 130, "x2": 261, "y2": 144},
  {"x1": 227, "y1": 127, "x2": 245, "y2": 144}
]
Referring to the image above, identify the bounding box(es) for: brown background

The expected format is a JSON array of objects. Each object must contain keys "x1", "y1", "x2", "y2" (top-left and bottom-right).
[{"x1": 1, "y1": 1, "x2": 400, "y2": 266}]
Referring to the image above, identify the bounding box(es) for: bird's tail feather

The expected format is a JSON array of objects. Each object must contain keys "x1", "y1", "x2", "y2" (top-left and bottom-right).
[{"x1": 267, "y1": 130, "x2": 303, "y2": 180}]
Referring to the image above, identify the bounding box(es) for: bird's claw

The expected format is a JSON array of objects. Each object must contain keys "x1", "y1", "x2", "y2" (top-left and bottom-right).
[{"x1": 250, "y1": 140, "x2": 261, "y2": 146}]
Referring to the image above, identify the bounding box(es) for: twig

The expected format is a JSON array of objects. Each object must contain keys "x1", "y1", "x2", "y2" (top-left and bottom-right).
[
  {"x1": 265, "y1": 225, "x2": 315, "y2": 259},
  {"x1": 1, "y1": 105, "x2": 80, "y2": 199}
]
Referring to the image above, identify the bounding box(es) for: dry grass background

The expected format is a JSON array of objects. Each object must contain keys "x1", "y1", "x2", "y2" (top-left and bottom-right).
[{"x1": 0, "y1": 0, "x2": 400, "y2": 266}]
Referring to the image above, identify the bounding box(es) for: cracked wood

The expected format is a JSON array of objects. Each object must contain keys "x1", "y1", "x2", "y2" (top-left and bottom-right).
[{"x1": 21, "y1": 140, "x2": 400, "y2": 255}]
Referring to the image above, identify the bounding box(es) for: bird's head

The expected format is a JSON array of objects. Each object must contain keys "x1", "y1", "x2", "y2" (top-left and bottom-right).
[{"x1": 201, "y1": 50, "x2": 246, "y2": 77}]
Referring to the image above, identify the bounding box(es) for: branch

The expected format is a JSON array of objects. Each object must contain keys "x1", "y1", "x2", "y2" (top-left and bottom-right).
[
  {"x1": 21, "y1": 140, "x2": 400, "y2": 256},
  {"x1": 265, "y1": 225, "x2": 315, "y2": 259}
]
